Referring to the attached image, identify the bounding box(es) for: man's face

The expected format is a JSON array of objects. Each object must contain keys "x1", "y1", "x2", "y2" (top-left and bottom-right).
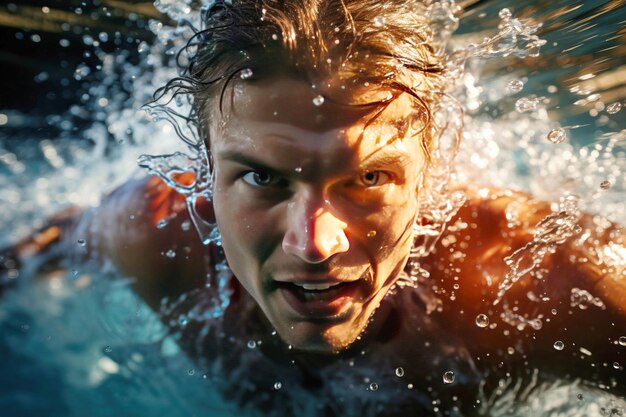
[{"x1": 210, "y1": 76, "x2": 425, "y2": 353}]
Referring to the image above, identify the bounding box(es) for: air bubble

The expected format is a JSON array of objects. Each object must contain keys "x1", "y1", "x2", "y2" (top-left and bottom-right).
[
  {"x1": 619, "y1": 336, "x2": 626, "y2": 346},
  {"x1": 165, "y1": 249, "x2": 176, "y2": 258},
  {"x1": 507, "y1": 80, "x2": 524, "y2": 93},
  {"x1": 274, "y1": 381, "x2": 282, "y2": 390},
  {"x1": 104, "y1": 346, "x2": 112, "y2": 353},
  {"x1": 606, "y1": 102, "x2": 622, "y2": 114},
  {"x1": 77, "y1": 239, "x2": 86, "y2": 246},
  {"x1": 247, "y1": 340, "x2": 257, "y2": 349},
  {"x1": 600, "y1": 180, "x2": 611, "y2": 190},
  {"x1": 395, "y1": 367, "x2": 405, "y2": 377},
  {"x1": 553, "y1": 340, "x2": 564, "y2": 351},
  {"x1": 547, "y1": 128, "x2": 566, "y2": 144},
  {"x1": 369, "y1": 382, "x2": 378, "y2": 391},
  {"x1": 156, "y1": 219, "x2": 168, "y2": 229},
  {"x1": 312, "y1": 95, "x2": 325, "y2": 106},
  {"x1": 187, "y1": 369, "x2": 195, "y2": 376},
  {"x1": 613, "y1": 362, "x2": 621, "y2": 370},
  {"x1": 475, "y1": 314, "x2": 489, "y2": 328},
  {"x1": 443, "y1": 371, "x2": 455, "y2": 384},
  {"x1": 577, "y1": 393, "x2": 584, "y2": 400},
  {"x1": 367, "y1": 230, "x2": 377, "y2": 238}
]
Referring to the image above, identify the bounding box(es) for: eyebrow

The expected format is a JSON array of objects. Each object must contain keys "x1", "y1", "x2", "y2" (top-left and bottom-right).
[
  {"x1": 217, "y1": 149, "x2": 291, "y2": 175},
  {"x1": 216, "y1": 146, "x2": 417, "y2": 176},
  {"x1": 359, "y1": 149, "x2": 415, "y2": 172}
]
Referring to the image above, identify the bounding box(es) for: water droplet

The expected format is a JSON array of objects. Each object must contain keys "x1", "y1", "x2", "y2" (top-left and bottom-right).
[
  {"x1": 475, "y1": 314, "x2": 489, "y2": 328},
  {"x1": 395, "y1": 367, "x2": 405, "y2": 377},
  {"x1": 515, "y1": 97, "x2": 540, "y2": 113},
  {"x1": 187, "y1": 368, "x2": 195, "y2": 376},
  {"x1": 240, "y1": 68, "x2": 253, "y2": 80},
  {"x1": 165, "y1": 249, "x2": 176, "y2": 258},
  {"x1": 104, "y1": 345, "x2": 112, "y2": 353},
  {"x1": 77, "y1": 239, "x2": 86, "y2": 246},
  {"x1": 312, "y1": 95, "x2": 325, "y2": 106},
  {"x1": 619, "y1": 336, "x2": 626, "y2": 346},
  {"x1": 367, "y1": 230, "x2": 377, "y2": 238},
  {"x1": 443, "y1": 371, "x2": 455, "y2": 384},
  {"x1": 600, "y1": 180, "x2": 611, "y2": 190},
  {"x1": 507, "y1": 80, "x2": 524, "y2": 93},
  {"x1": 498, "y1": 8, "x2": 512, "y2": 20},
  {"x1": 369, "y1": 382, "x2": 378, "y2": 391},
  {"x1": 606, "y1": 102, "x2": 622, "y2": 114},
  {"x1": 74, "y1": 63, "x2": 91, "y2": 81},
  {"x1": 247, "y1": 340, "x2": 257, "y2": 349},
  {"x1": 373, "y1": 16, "x2": 385, "y2": 27},
  {"x1": 547, "y1": 128, "x2": 566, "y2": 144},
  {"x1": 553, "y1": 340, "x2": 564, "y2": 351},
  {"x1": 273, "y1": 381, "x2": 282, "y2": 390}
]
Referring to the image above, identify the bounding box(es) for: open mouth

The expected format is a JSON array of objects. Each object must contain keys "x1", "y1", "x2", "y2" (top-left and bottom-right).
[{"x1": 276, "y1": 280, "x2": 361, "y2": 318}]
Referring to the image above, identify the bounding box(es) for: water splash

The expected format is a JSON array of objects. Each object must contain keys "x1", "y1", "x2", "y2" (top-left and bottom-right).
[{"x1": 494, "y1": 193, "x2": 582, "y2": 305}]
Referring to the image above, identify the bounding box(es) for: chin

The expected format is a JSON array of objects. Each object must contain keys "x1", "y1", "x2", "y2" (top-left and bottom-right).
[{"x1": 280, "y1": 318, "x2": 366, "y2": 354}]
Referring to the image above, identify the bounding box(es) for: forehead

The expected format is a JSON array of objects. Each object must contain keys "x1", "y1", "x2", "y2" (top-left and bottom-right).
[{"x1": 208, "y1": 76, "x2": 423, "y2": 163}]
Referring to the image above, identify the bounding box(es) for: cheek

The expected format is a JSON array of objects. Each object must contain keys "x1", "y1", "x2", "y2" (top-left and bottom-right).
[{"x1": 213, "y1": 190, "x2": 276, "y2": 272}]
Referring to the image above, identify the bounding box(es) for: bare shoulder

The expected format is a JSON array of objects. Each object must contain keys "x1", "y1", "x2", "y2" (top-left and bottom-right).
[
  {"x1": 87, "y1": 175, "x2": 209, "y2": 307},
  {"x1": 421, "y1": 187, "x2": 625, "y2": 360}
]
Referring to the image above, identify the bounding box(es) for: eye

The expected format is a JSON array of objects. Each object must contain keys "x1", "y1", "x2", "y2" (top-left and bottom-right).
[
  {"x1": 241, "y1": 170, "x2": 282, "y2": 187},
  {"x1": 358, "y1": 171, "x2": 391, "y2": 187}
]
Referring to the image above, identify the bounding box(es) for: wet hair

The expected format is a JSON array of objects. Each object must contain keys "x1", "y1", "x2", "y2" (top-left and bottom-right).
[{"x1": 154, "y1": 0, "x2": 447, "y2": 162}]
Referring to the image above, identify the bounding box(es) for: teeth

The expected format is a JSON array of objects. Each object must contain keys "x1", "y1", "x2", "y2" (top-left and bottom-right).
[{"x1": 293, "y1": 282, "x2": 341, "y2": 291}]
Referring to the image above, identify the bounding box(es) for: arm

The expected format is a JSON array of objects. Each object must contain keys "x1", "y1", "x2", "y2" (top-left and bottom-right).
[
  {"x1": 1, "y1": 175, "x2": 209, "y2": 308},
  {"x1": 423, "y1": 188, "x2": 625, "y2": 384}
]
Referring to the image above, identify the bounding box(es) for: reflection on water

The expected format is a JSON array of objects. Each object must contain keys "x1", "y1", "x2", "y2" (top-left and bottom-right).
[{"x1": 0, "y1": 0, "x2": 624, "y2": 416}]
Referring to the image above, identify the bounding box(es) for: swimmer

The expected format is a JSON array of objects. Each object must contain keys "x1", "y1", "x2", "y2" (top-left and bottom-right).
[{"x1": 2, "y1": 1, "x2": 625, "y2": 415}]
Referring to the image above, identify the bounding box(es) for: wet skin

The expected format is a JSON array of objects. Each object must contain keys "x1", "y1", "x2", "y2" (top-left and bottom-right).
[{"x1": 210, "y1": 76, "x2": 425, "y2": 352}]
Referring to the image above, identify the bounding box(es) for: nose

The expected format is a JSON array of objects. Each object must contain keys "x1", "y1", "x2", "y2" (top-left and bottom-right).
[{"x1": 282, "y1": 196, "x2": 349, "y2": 263}]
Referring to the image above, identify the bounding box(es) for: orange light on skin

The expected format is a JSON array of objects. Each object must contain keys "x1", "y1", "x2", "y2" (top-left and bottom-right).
[{"x1": 146, "y1": 172, "x2": 198, "y2": 228}]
